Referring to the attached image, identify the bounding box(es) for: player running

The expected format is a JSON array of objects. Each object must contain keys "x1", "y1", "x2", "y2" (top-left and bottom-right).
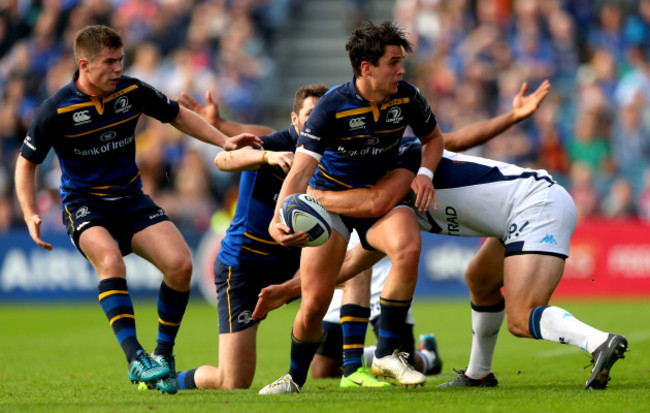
[{"x1": 14, "y1": 25, "x2": 261, "y2": 394}]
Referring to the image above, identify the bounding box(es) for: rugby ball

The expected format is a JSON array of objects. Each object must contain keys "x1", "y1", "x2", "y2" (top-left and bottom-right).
[{"x1": 279, "y1": 193, "x2": 331, "y2": 247}]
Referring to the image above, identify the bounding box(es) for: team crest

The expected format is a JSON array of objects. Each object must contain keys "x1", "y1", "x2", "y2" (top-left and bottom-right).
[
  {"x1": 386, "y1": 106, "x2": 404, "y2": 123},
  {"x1": 75, "y1": 206, "x2": 90, "y2": 219},
  {"x1": 114, "y1": 96, "x2": 132, "y2": 114}
]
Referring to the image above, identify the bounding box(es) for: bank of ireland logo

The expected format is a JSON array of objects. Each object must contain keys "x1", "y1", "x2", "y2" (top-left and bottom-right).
[
  {"x1": 100, "y1": 131, "x2": 117, "y2": 141},
  {"x1": 386, "y1": 106, "x2": 404, "y2": 123},
  {"x1": 72, "y1": 110, "x2": 91, "y2": 125},
  {"x1": 349, "y1": 117, "x2": 366, "y2": 130},
  {"x1": 114, "y1": 96, "x2": 131, "y2": 114},
  {"x1": 75, "y1": 206, "x2": 90, "y2": 219}
]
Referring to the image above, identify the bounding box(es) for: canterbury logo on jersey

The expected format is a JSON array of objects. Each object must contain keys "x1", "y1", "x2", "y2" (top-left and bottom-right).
[
  {"x1": 349, "y1": 117, "x2": 366, "y2": 129},
  {"x1": 73, "y1": 110, "x2": 91, "y2": 124}
]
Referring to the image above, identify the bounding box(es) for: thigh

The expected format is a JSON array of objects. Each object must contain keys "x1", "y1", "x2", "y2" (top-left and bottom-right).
[
  {"x1": 194, "y1": 326, "x2": 258, "y2": 389},
  {"x1": 214, "y1": 260, "x2": 265, "y2": 334},
  {"x1": 218, "y1": 326, "x2": 258, "y2": 387},
  {"x1": 78, "y1": 226, "x2": 126, "y2": 279},
  {"x1": 365, "y1": 206, "x2": 420, "y2": 256},
  {"x1": 299, "y1": 230, "x2": 348, "y2": 305},
  {"x1": 131, "y1": 220, "x2": 191, "y2": 272}
]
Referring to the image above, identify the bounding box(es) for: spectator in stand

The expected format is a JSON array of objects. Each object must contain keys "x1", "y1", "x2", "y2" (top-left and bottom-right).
[
  {"x1": 637, "y1": 167, "x2": 650, "y2": 222},
  {"x1": 568, "y1": 161, "x2": 600, "y2": 221},
  {"x1": 600, "y1": 177, "x2": 637, "y2": 219}
]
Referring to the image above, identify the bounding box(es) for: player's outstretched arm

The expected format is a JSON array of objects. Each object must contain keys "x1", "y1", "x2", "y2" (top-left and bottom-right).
[
  {"x1": 14, "y1": 156, "x2": 52, "y2": 250},
  {"x1": 252, "y1": 244, "x2": 386, "y2": 319},
  {"x1": 308, "y1": 168, "x2": 414, "y2": 218},
  {"x1": 171, "y1": 105, "x2": 263, "y2": 150},
  {"x1": 252, "y1": 273, "x2": 302, "y2": 320},
  {"x1": 178, "y1": 90, "x2": 276, "y2": 137},
  {"x1": 444, "y1": 79, "x2": 550, "y2": 152},
  {"x1": 215, "y1": 148, "x2": 293, "y2": 173}
]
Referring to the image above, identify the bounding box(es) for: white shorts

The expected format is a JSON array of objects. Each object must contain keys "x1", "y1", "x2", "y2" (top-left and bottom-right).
[{"x1": 503, "y1": 183, "x2": 576, "y2": 258}]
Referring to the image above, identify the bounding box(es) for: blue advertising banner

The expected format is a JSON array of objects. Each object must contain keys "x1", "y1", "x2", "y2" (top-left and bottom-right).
[{"x1": 0, "y1": 229, "x2": 477, "y2": 303}]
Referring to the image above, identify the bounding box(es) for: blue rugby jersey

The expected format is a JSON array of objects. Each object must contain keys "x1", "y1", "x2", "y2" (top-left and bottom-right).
[
  {"x1": 218, "y1": 126, "x2": 301, "y2": 271},
  {"x1": 21, "y1": 71, "x2": 179, "y2": 202},
  {"x1": 298, "y1": 79, "x2": 437, "y2": 190}
]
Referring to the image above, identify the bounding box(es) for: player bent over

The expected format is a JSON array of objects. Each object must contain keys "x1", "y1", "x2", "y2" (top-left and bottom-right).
[
  {"x1": 14, "y1": 25, "x2": 261, "y2": 393},
  {"x1": 309, "y1": 138, "x2": 629, "y2": 390}
]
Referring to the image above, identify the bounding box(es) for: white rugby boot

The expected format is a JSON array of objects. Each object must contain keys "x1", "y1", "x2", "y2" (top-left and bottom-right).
[
  {"x1": 259, "y1": 374, "x2": 301, "y2": 394},
  {"x1": 371, "y1": 349, "x2": 426, "y2": 388}
]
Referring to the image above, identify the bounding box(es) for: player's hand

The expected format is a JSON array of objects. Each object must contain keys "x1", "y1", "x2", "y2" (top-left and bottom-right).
[
  {"x1": 25, "y1": 214, "x2": 52, "y2": 250},
  {"x1": 411, "y1": 174, "x2": 437, "y2": 212},
  {"x1": 511, "y1": 79, "x2": 550, "y2": 121},
  {"x1": 266, "y1": 151, "x2": 294, "y2": 173},
  {"x1": 178, "y1": 90, "x2": 221, "y2": 128},
  {"x1": 268, "y1": 220, "x2": 309, "y2": 247},
  {"x1": 224, "y1": 133, "x2": 263, "y2": 151},
  {"x1": 252, "y1": 284, "x2": 290, "y2": 320}
]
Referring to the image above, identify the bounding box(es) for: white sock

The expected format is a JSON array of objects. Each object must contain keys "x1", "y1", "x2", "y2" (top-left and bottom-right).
[
  {"x1": 465, "y1": 304, "x2": 505, "y2": 379},
  {"x1": 536, "y1": 306, "x2": 609, "y2": 353},
  {"x1": 363, "y1": 345, "x2": 376, "y2": 368},
  {"x1": 416, "y1": 349, "x2": 435, "y2": 373}
]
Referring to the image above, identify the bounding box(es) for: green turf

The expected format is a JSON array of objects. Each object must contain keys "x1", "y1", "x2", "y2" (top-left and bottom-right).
[{"x1": 1, "y1": 299, "x2": 648, "y2": 412}]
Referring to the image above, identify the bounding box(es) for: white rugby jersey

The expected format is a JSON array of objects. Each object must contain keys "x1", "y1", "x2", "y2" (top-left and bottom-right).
[{"x1": 416, "y1": 150, "x2": 556, "y2": 240}]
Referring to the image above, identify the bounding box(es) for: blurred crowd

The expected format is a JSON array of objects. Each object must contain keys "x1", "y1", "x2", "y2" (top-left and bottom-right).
[{"x1": 1, "y1": 0, "x2": 650, "y2": 236}]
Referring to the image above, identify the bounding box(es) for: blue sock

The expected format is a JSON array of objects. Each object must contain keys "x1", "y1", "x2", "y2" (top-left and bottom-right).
[
  {"x1": 341, "y1": 304, "x2": 370, "y2": 376},
  {"x1": 154, "y1": 282, "x2": 190, "y2": 356},
  {"x1": 98, "y1": 278, "x2": 142, "y2": 362},
  {"x1": 375, "y1": 297, "x2": 411, "y2": 358},
  {"x1": 288, "y1": 331, "x2": 320, "y2": 387}
]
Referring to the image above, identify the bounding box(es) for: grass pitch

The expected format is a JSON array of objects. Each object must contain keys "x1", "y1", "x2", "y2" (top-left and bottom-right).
[{"x1": 1, "y1": 299, "x2": 649, "y2": 412}]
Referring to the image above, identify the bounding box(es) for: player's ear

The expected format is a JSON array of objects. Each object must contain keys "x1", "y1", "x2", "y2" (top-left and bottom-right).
[
  {"x1": 290, "y1": 111, "x2": 299, "y2": 129},
  {"x1": 78, "y1": 57, "x2": 89, "y2": 71}
]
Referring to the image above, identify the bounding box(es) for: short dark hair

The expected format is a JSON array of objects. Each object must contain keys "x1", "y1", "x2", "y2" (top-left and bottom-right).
[
  {"x1": 73, "y1": 25, "x2": 123, "y2": 63},
  {"x1": 345, "y1": 21, "x2": 412, "y2": 77},
  {"x1": 293, "y1": 83, "x2": 328, "y2": 114}
]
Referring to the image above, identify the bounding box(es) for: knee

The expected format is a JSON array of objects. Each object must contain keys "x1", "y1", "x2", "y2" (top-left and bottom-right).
[
  {"x1": 163, "y1": 254, "x2": 193, "y2": 284},
  {"x1": 221, "y1": 375, "x2": 253, "y2": 389},
  {"x1": 98, "y1": 253, "x2": 126, "y2": 278},
  {"x1": 300, "y1": 295, "x2": 331, "y2": 325},
  {"x1": 387, "y1": 238, "x2": 421, "y2": 271}
]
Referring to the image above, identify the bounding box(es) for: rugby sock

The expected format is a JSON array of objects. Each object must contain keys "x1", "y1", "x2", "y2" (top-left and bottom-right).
[
  {"x1": 529, "y1": 305, "x2": 609, "y2": 353},
  {"x1": 340, "y1": 304, "x2": 370, "y2": 376},
  {"x1": 374, "y1": 297, "x2": 411, "y2": 358},
  {"x1": 176, "y1": 368, "x2": 198, "y2": 390},
  {"x1": 415, "y1": 350, "x2": 435, "y2": 374},
  {"x1": 363, "y1": 345, "x2": 376, "y2": 368},
  {"x1": 288, "y1": 331, "x2": 321, "y2": 387},
  {"x1": 465, "y1": 300, "x2": 505, "y2": 379},
  {"x1": 154, "y1": 281, "x2": 190, "y2": 357},
  {"x1": 98, "y1": 278, "x2": 142, "y2": 362}
]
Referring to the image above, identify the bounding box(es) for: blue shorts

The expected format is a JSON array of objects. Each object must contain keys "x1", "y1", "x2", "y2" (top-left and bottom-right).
[
  {"x1": 214, "y1": 258, "x2": 299, "y2": 334},
  {"x1": 62, "y1": 192, "x2": 170, "y2": 257}
]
